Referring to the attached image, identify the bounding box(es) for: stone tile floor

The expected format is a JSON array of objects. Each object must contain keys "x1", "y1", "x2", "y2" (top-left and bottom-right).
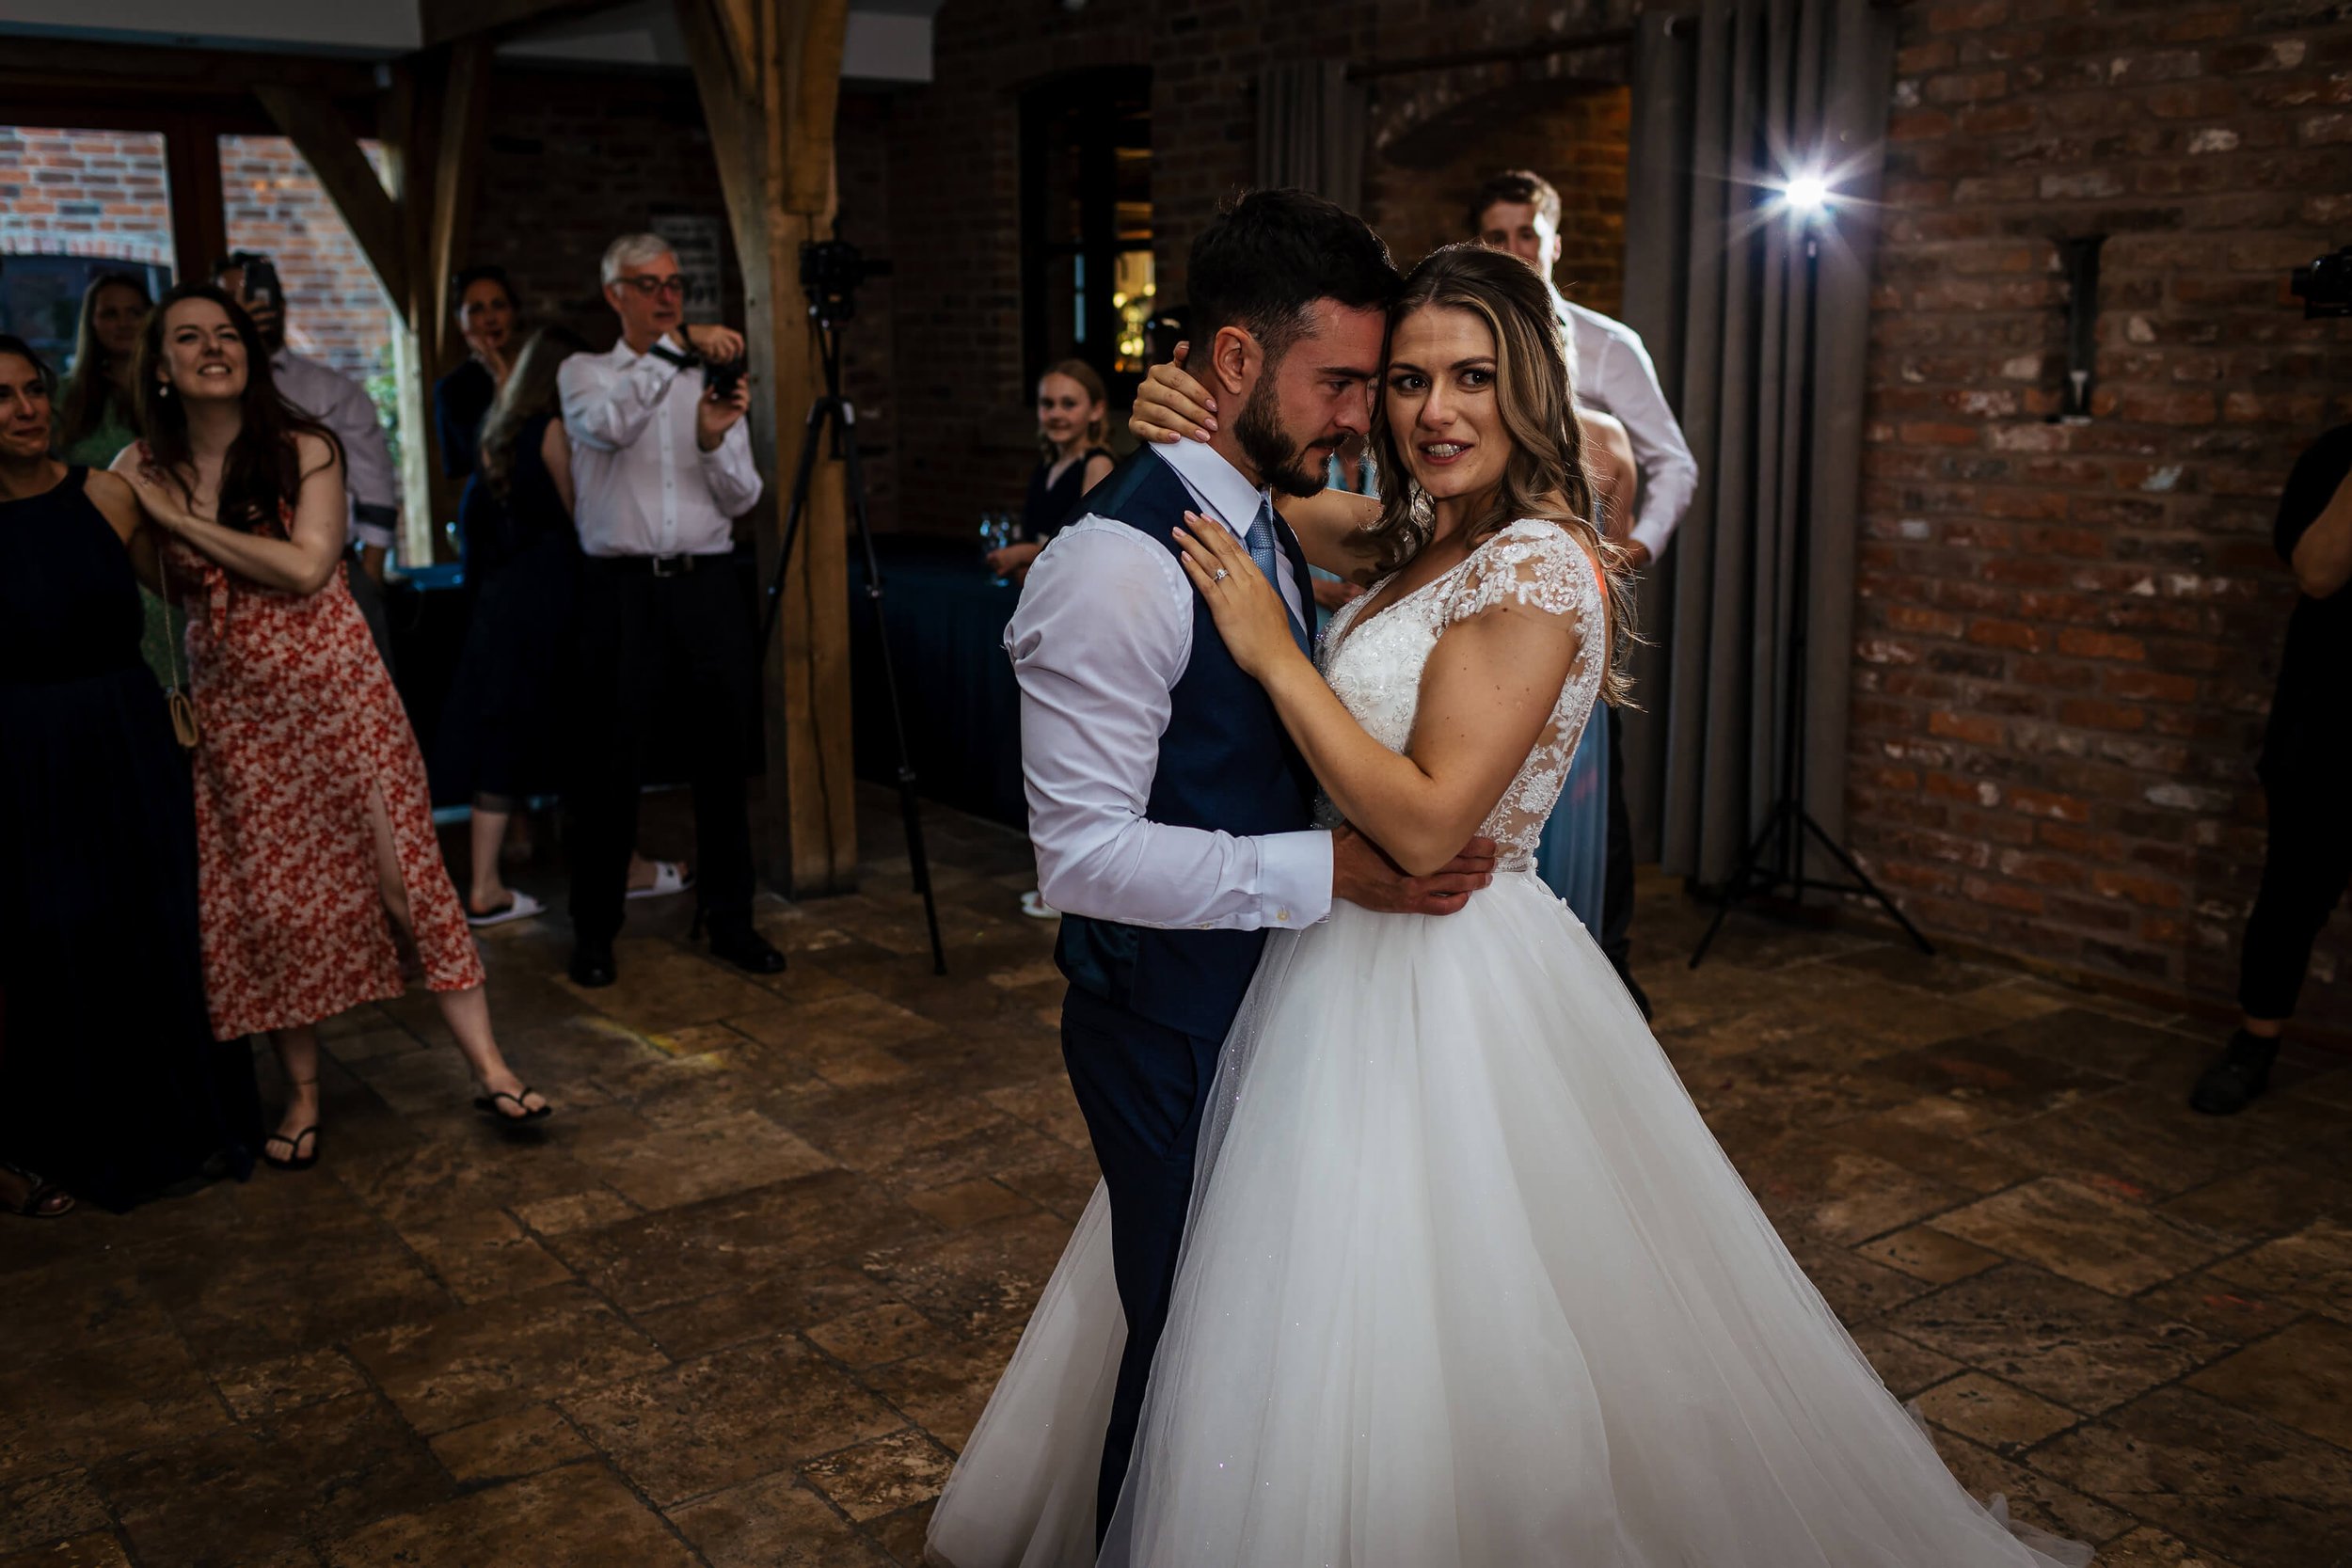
[{"x1": 7, "y1": 788, "x2": 2350, "y2": 1568}]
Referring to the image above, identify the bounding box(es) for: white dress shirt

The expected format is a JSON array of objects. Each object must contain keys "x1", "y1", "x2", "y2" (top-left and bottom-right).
[
  {"x1": 273, "y1": 348, "x2": 400, "y2": 552},
  {"x1": 1005, "y1": 438, "x2": 1332, "y2": 933},
  {"x1": 559, "y1": 339, "x2": 763, "y2": 557},
  {"x1": 1554, "y1": 292, "x2": 1699, "y2": 565}
]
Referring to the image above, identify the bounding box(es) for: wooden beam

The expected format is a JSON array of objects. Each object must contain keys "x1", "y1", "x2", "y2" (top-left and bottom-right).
[
  {"x1": 253, "y1": 87, "x2": 411, "y2": 309},
  {"x1": 677, "y1": 0, "x2": 858, "y2": 896},
  {"x1": 0, "y1": 39, "x2": 378, "y2": 113},
  {"x1": 427, "y1": 40, "x2": 494, "y2": 373},
  {"x1": 418, "y1": 0, "x2": 628, "y2": 49},
  {"x1": 163, "y1": 118, "x2": 229, "y2": 287}
]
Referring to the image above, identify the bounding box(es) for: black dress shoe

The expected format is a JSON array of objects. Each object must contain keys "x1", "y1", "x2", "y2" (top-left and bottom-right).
[
  {"x1": 568, "y1": 942, "x2": 617, "y2": 989},
  {"x1": 708, "y1": 927, "x2": 787, "y2": 975},
  {"x1": 2189, "y1": 1029, "x2": 2280, "y2": 1117}
]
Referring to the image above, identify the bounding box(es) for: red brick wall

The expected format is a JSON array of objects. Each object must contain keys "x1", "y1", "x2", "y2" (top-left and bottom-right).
[
  {"x1": 1364, "y1": 83, "x2": 1631, "y2": 320},
  {"x1": 218, "y1": 135, "x2": 397, "y2": 386},
  {"x1": 1853, "y1": 0, "x2": 2352, "y2": 1022},
  {"x1": 0, "y1": 126, "x2": 173, "y2": 270}
]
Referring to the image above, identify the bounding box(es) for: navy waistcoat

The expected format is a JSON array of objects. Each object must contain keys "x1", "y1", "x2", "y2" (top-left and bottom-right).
[{"x1": 1052, "y1": 447, "x2": 1322, "y2": 1039}]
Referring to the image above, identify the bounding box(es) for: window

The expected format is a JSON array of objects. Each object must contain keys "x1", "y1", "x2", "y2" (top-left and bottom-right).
[{"x1": 1020, "y1": 69, "x2": 1152, "y2": 404}]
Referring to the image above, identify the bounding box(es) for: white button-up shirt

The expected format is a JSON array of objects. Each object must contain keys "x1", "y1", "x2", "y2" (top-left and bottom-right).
[
  {"x1": 1555, "y1": 292, "x2": 1699, "y2": 565},
  {"x1": 558, "y1": 339, "x2": 763, "y2": 557},
  {"x1": 273, "y1": 348, "x2": 400, "y2": 552},
  {"x1": 1004, "y1": 437, "x2": 1331, "y2": 933}
]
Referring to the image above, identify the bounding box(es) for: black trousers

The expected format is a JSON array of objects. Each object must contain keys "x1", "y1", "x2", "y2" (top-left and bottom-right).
[
  {"x1": 567, "y1": 558, "x2": 760, "y2": 947},
  {"x1": 2239, "y1": 769, "x2": 2352, "y2": 1021},
  {"x1": 1058, "y1": 985, "x2": 1223, "y2": 1544},
  {"x1": 1600, "y1": 704, "x2": 1647, "y2": 1015}
]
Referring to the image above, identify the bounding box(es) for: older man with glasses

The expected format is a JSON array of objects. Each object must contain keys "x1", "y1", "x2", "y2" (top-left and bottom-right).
[{"x1": 557, "y1": 231, "x2": 782, "y2": 988}]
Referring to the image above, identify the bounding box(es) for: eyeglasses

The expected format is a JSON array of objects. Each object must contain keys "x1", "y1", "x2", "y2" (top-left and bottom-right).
[{"x1": 617, "y1": 275, "x2": 689, "y2": 299}]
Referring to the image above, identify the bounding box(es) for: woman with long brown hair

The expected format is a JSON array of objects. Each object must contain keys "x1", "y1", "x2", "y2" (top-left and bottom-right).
[
  {"x1": 114, "y1": 284, "x2": 554, "y2": 1169},
  {"x1": 933, "y1": 245, "x2": 2081, "y2": 1567}
]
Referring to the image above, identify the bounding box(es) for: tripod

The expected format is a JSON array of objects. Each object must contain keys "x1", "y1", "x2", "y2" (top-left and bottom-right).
[
  {"x1": 1690, "y1": 227, "x2": 1933, "y2": 970},
  {"x1": 760, "y1": 292, "x2": 946, "y2": 976}
]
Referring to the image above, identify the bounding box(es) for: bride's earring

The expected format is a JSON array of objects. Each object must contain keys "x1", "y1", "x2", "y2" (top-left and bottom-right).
[
  {"x1": 156, "y1": 380, "x2": 171, "y2": 399},
  {"x1": 1407, "y1": 482, "x2": 1434, "y2": 530}
]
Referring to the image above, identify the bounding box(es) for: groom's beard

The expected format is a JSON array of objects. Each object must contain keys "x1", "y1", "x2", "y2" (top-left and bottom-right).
[{"x1": 1235, "y1": 378, "x2": 1334, "y2": 500}]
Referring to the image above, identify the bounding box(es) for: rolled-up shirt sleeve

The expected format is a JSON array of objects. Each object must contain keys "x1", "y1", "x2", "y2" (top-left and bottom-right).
[
  {"x1": 562, "y1": 348, "x2": 678, "y2": 452},
  {"x1": 1599, "y1": 330, "x2": 1698, "y2": 564},
  {"x1": 700, "y1": 420, "x2": 763, "y2": 518},
  {"x1": 1008, "y1": 520, "x2": 1334, "y2": 931}
]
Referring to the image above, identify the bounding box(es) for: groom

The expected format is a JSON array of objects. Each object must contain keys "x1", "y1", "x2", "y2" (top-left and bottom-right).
[{"x1": 1004, "y1": 189, "x2": 1500, "y2": 1537}]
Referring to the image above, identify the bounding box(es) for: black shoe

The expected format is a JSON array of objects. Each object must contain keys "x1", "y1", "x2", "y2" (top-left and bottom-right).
[
  {"x1": 2190, "y1": 1029, "x2": 2280, "y2": 1117},
  {"x1": 707, "y1": 927, "x2": 787, "y2": 975},
  {"x1": 568, "y1": 942, "x2": 617, "y2": 989}
]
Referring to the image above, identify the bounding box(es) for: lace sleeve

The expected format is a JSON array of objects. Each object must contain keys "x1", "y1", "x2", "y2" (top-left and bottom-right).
[{"x1": 1440, "y1": 520, "x2": 1596, "y2": 635}]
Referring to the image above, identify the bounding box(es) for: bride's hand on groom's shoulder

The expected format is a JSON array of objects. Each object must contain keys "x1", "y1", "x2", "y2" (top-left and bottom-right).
[
  {"x1": 1132, "y1": 345, "x2": 1216, "y2": 444},
  {"x1": 1332, "y1": 825, "x2": 1497, "y2": 917},
  {"x1": 1174, "y1": 513, "x2": 1298, "y2": 677}
]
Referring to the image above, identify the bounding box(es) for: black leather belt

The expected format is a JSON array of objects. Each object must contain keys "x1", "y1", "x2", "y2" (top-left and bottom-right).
[{"x1": 592, "y1": 553, "x2": 717, "y2": 577}]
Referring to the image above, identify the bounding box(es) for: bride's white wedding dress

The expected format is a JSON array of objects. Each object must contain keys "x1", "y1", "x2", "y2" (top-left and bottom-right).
[{"x1": 929, "y1": 521, "x2": 2089, "y2": 1568}]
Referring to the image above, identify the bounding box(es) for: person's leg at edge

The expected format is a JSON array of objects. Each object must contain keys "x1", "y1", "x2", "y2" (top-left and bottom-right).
[
  {"x1": 1058, "y1": 986, "x2": 1216, "y2": 1544},
  {"x1": 2196, "y1": 778, "x2": 2352, "y2": 1115},
  {"x1": 469, "y1": 795, "x2": 515, "y2": 911},
  {"x1": 567, "y1": 566, "x2": 647, "y2": 970}
]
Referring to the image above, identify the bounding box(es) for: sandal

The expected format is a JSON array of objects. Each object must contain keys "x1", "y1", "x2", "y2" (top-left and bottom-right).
[
  {"x1": 466, "y1": 889, "x2": 547, "y2": 928},
  {"x1": 262, "y1": 1126, "x2": 320, "y2": 1172},
  {"x1": 473, "y1": 1085, "x2": 553, "y2": 1127},
  {"x1": 626, "y1": 860, "x2": 694, "y2": 901},
  {"x1": 0, "y1": 1160, "x2": 74, "y2": 1218}
]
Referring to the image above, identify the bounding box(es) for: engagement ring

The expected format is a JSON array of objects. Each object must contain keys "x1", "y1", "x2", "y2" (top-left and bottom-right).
[{"x1": 1212, "y1": 567, "x2": 1230, "y2": 581}]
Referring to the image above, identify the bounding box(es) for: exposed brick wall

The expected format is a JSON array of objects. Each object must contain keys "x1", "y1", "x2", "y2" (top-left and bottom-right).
[
  {"x1": 218, "y1": 135, "x2": 397, "y2": 387},
  {"x1": 0, "y1": 126, "x2": 173, "y2": 268},
  {"x1": 1854, "y1": 0, "x2": 2352, "y2": 1022},
  {"x1": 1363, "y1": 81, "x2": 1631, "y2": 321}
]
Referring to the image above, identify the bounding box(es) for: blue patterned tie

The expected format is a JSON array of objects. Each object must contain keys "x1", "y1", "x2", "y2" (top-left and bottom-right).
[{"x1": 1245, "y1": 500, "x2": 1314, "y2": 658}]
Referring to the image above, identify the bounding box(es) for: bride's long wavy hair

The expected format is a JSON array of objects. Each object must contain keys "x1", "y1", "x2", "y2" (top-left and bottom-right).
[{"x1": 1359, "y1": 244, "x2": 1634, "y2": 707}]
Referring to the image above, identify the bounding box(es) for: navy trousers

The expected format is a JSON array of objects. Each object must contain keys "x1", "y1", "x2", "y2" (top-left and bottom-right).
[{"x1": 1059, "y1": 983, "x2": 1224, "y2": 1543}]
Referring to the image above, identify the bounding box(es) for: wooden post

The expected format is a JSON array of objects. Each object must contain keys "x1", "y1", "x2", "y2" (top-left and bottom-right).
[
  {"x1": 163, "y1": 117, "x2": 229, "y2": 287},
  {"x1": 678, "y1": 0, "x2": 858, "y2": 897}
]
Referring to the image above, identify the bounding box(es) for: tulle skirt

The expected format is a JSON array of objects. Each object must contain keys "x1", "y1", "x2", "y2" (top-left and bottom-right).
[{"x1": 929, "y1": 871, "x2": 2088, "y2": 1568}]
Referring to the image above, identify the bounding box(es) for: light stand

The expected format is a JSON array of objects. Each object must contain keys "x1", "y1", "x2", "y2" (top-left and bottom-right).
[
  {"x1": 1691, "y1": 209, "x2": 1933, "y2": 970},
  {"x1": 761, "y1": 256, "x2": 947, "y2": 976}
]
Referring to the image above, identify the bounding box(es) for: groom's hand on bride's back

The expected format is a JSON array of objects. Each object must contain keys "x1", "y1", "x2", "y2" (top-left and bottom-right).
[{"x1": 1331, "y1": 825, "x2": 1496, "y2": 916}]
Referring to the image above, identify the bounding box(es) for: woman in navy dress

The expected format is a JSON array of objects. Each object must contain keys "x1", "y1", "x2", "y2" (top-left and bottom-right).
[{"x1": 0, "y1": 335, "x2": 259, "y2": 1214}]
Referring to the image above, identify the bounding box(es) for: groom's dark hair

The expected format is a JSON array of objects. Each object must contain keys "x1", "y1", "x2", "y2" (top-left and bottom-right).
[{"x1": 1187, "y1": 189, "x2": 1399, "y2": 368}]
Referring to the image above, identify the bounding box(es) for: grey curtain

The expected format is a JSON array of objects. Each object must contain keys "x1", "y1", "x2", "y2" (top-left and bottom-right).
[
  {"x1": 1618, "y1": 0, "x2": 1897, "y2": 884},
  {"x1": 1256, "y1": 60, "x2": 1365, "y2": 209}
]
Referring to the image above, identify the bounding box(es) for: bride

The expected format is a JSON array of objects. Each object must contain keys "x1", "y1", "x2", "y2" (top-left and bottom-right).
[{"x1": 929, "y1": 244, "x2": 2088, "y2": 1568}]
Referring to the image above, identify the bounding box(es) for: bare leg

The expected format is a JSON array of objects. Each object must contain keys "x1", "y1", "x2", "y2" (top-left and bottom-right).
[
  {"x1": 2243, "y1": 1015, "x2": 2286, "y2": 1039},
  {"x1": 367, "y1": 784, "x2": 548, "y2": 1117},
  {"x1": 267, "y1": 1024, "x2": 323, "y2": 1162},
  {"x1": 469, "y1": 802, "x2": 512, "y2": 910}
]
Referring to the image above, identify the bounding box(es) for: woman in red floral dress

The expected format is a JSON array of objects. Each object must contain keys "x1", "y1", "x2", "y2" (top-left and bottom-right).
[{"x1": 116, "y1": 286, "x2": 554, "y2": 1168}]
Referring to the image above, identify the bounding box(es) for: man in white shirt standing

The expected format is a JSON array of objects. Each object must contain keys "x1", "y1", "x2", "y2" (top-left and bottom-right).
[
  {"x1": 216, "y1": 253, "x2": 403, "y2": 668},
  {"x1": 1473, "y1": 169, "x2": 1700, "y2": 1018},
  {"x1": 558, "y1": 232, "x2": 780, "y2": 989}
]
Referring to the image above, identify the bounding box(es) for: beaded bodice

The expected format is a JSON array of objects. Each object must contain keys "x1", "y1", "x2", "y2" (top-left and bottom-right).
[{"x1": 1314, "y1": 519, "x2": 1605, "y2": 872}]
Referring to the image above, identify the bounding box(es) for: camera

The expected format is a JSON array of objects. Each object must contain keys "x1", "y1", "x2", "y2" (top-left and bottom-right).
[
  {"x1": 230, "y1": 251, "x2": 284, "y2": 316},
  {"x1": 703, "y1": 356, "x2": 746, "y2": 401},
  {"x1": 799, "y1": 238, "x2": 892, "y2": 323},
  {"x1": 2292, "y1": 245, "x2": 2350, "y2": 319}
]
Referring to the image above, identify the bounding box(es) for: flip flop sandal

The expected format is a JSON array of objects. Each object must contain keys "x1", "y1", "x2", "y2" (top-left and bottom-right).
[
  {"x1": 466, "y1": 890, "x2": 548, "y2": 927},
  {"x1": 627, "y1": 861, "x2": 695, "y2": 901},
  {"x1": 261, "y1": 1127, "x2": 320, "y2": 1172},
  {"x1": 474, "y1": 1087, "x2": 553, "y2": 1127},
  {"x1": 1, "y1": 1160, "x2": 74, "y2": 1217}
]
